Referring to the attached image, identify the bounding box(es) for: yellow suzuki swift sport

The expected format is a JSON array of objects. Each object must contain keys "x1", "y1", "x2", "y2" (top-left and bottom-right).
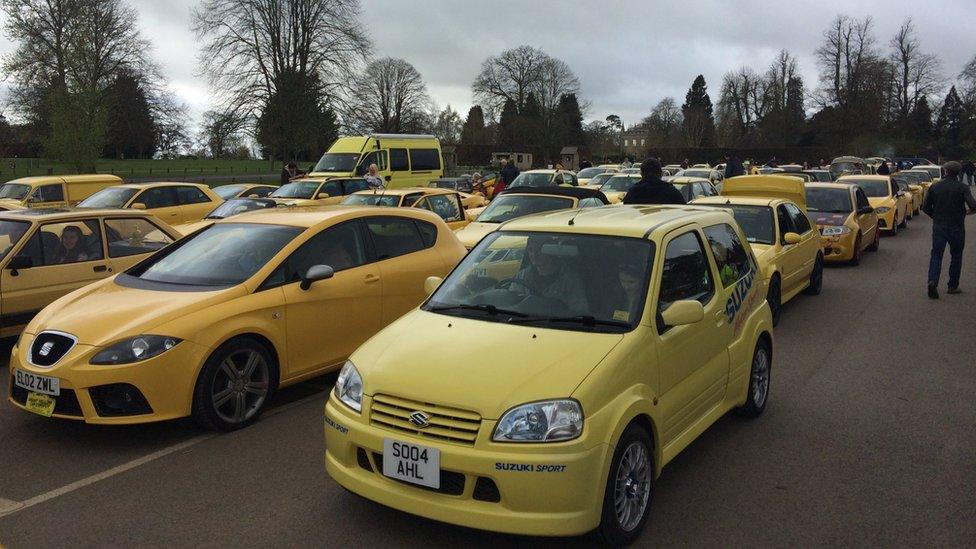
[
  {"x1": 8, "y1": 207, "x2": 465, "y2": 430},
  {"x1": 324, "y1": 205, "x2": 774, "y2": 544}
]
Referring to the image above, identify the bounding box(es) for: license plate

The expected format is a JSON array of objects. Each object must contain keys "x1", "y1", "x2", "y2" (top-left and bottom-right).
[
  {"x1": 382, "y1": 439, "x2": 440, "y2": 489},
  {"x1": 13, "y1": 369, "x2": 60, "y2": 396},
  {"x1": 25, "y1": 392, "x2": 56, "y2": 417}
]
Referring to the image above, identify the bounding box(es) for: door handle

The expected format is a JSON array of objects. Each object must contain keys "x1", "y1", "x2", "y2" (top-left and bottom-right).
[
  {"x1": 364, "y1": 274, "x2": 380, "y2": 283},
  {"x1": 93, "y1": 265, "x2": 107, "y2": 272}
]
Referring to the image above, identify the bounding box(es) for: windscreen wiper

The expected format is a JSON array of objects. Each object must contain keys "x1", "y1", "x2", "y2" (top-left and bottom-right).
[
  {"x1": 507, "y1": 315, "x2": 630, "y2": 328},
  {"x1": 426, "y1": 303, "x2": 528, "y2": 317}
]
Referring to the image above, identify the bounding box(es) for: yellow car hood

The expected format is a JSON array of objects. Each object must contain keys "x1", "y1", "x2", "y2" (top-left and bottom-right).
[
  {"x1": 27, "y1": 277, "x2": 245, "y2": 345},
  {"x1": 867, "y1": 197, "x2": 892, "y2": 208},
  {"x1": 173, "y1": 220, "x2": 213, "y2": 236},
  {"x1": 355, "y1": 310, "x2": 624, "y2": 419},
  {"x1": 0, "y1": 199, "x2": 26, "y2": 210},
  {"x1": 454, "y1": 221, "x2": 499, "y2": 248}
]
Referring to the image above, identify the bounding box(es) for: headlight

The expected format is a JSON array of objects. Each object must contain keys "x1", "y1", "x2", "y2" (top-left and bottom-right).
[
  {"x1": 90, "y1": 335, "x2": 181, "y2": 365},
  {"x1": 820, "y1": 226, "x2": 851, "y2": 236},
  {"x1": 493, "y1": 399, "x2": 583, "y2": 442},
  {"x1": 875, "y1": 207, "x2": 891, "y2": 213},
  {"x1": 334, "y1": 361, "x2": 363, "y2": 412}
]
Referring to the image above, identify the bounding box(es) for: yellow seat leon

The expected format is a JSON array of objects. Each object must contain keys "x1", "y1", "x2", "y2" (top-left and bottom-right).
[
  {"x1": 324, "y1": 205, "x2": 774, "y2": 544},
  {"x1": 836, "y1": 175, "x2": 908, "y2": 235},
  {"x1": 173, "y1": 197, "x2": 282, "y2": 236},
  {"x1": 341, "y1": 187, "x2": 474, "y2": 230},
  {"x1": 77, "y1": 182, "x2": 224, "y2": 225},
  {"x1": 212, "y1": 183, "x2": 279, "y2": 200},
  {"x1": 693, "y1": 175, "x2": 824, "y2": 326},
  {"x1": 805, "y1": 183, "x2": 880, "y2": 264},
  {"x1": 269, "y1": 177, "x2": 370, "y2": 206},
  {"x1": 8, "y1": 207, "x2": 466, "y2": 430}
]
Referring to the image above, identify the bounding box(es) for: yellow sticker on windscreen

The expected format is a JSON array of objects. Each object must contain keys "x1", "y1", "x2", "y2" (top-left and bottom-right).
[{"x1": 613, "y1": 310, "x2": 630, "y2": 322}]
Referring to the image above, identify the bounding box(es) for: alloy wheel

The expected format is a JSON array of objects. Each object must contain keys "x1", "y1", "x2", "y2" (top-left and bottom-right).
[
  {"x1": 614, "y1": 441, "x2": 652, "y2": 532},
  {"x1": 210, "y1": 349, "x2": 270, "y2": 425}
]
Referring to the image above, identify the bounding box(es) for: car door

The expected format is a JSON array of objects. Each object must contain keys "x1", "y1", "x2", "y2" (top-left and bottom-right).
[
  {"x1": 0, "y1": 219, "x2": 109, "y2": 330},
  {"x1": 175, "y1": 186, "x2": 218, "y2": 222},
  {"x1": 315, "y1": 179, "x2": 345, "y2": 205},
  {"x1": 275, "y1": 220, "x2": 382, "y2": 377},
  {"x1": 362, "y1": 215, "x2": 445, "y2": 325},
  {"x1": 853, "y1": 188, "x2": 877, "y2": 244},
  {"x1": 102, "y1": 217, "x2": 177, "y2": 272},
  {"x1": 774, "y1": 204, "x2": 803, "y2": 293},
  {"x1": 134, "y1": 187, "x2": 183, "y2": 224},
  {"x1": 414, "y1": 194, "x2": 467, "y2": 230},
  {"x1": 784, "y1": 203, "x2": 818, "y2": 289},
  {"x1": 654, "y1": 229, "x2": 730, "y2": 445},
  {"x1": 28, "y1": 183, "x2": 67, "y2": 208}
]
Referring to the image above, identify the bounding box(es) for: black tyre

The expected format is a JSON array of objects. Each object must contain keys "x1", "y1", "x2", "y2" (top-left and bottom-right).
[
  {"x1": 898, "y1": 214, "x2": 907, "y2": 229},
  {"x1": 192, "y1": 337, "x2": 277, "y2": 431},
  {"x1": 804, "y1": 254, "x2": 824, "y2": 295},
  {"x1": 598, "y1": 424, "x2": 654, "y2": 546},
  {"x1": 736, "y1": 339, "x2": 771, "y2": 418},
  {"x1": 867, "y1": 228, "x2": 880, "y2": 252},
  {"x1": 849, "y1": 235, "x2": 862, "y2": 266},
  {"x1": 766, "y1": 275, "x2": 782, "y2": 327}
]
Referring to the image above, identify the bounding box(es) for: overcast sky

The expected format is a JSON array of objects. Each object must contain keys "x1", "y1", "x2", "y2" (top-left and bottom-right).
[{"x1": 2, "y1": 0, "x2": 975, "y2": 129}]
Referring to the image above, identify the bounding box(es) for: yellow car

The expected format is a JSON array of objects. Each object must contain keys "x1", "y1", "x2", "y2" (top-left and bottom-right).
[
  {"x1": 8, "y1": 206, "x2": 466, "y2": 429},
  {"x1": 693, "y1": 175, "x2": 823, "y2": 325},
  {"x1": 324, "y1": 205, "x2": 774, "y2": 543},
  {"x1": 508, "y1": 169, "x2": 579, "y2": 188},
  {"x1": 453, "y1": 187, "x2": 610, "y2": 249},
  {"x1": 836, "y1": 175, "x2": 908, "y2": 235},
  {"x1": 212, "y1": 183, "x2": 279, "y2": 200},
  {"x1": 269, "y1": 177, "x2": 370, "y2": 206},
  {"x1": 77, "y1": 182, "x2": 224, "y2": 225},
  {"x1": 805, "y1": 183, "x2": 880, "y2": 264},
  {"x1": 895, "y1": 171, "x2": 929, "y2": 211},
  {"x1": 0, "y1": 208, "x2": 180, "y2": 337},
  {"x1": 576, "y1": 166, "x2": 617, "y2": 186},
  {"x1": 173, "y1": 197, "x2": 282, "y2": 236},
  {"x1": 670, "y1": 176, "x2": 719, "y2": 201},
  {"x1": 582, "y1": 172, "x2": 615, "y2": 189},
  {"x1": 598, "y1": 173, "x2": 641, "y2": 203},
  {"x1": 341, "y1": 188, "x2": 474, "y2": 230},
  {"x1": 0, "y1": 175, "x2": 123, "y2": 210},
  {"x1": 910, "y1": 165, "x2": 942, "y2": 184}
]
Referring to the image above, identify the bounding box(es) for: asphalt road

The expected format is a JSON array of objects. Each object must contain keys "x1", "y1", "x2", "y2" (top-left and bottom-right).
[{"x1": 2, "y1": 213, "x2": 975, "y2": 547}]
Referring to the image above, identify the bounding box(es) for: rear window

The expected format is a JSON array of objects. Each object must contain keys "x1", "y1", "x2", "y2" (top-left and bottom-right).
[
  {"x1": 409, "y1": 149, "x2": 441, "y2": 171},
  {"x1": 843, "y1": 179, "x2": 890, "y2": 198}
]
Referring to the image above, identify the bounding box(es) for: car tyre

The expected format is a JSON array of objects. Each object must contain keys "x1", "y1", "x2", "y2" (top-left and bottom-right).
[
  {"x1": 890, "y1": 218, "x2": 899, "y2": 236},
  {"x1": 867, "y1": 228, "x2": 880, "y2": 252},
  {"x1": 849, "y1": 234, "x2": 862, "y2": 266},
  {"x1": 598, "y1": 424, "x2": 654, "y2": 546},
  {"x1": 766, "y1": 275, "x2": 782, "y2": 327},
  {"x1": 736, "y1": 339, "x2": 772, "y2": 418},
  {"x1": 804, "y1": 254, "x2": 824, "y2": 295},
  {"x1": 898, "y1": 214, "x2": 907, "y2": 229},
  {"x1": 192, "y1": 337, "x2": 277, "y2": 432}
]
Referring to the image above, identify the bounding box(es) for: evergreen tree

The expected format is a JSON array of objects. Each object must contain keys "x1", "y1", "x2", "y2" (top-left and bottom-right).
[
  {"x1": 553, "y1": 93, "x2": 586, "y2": 146},
  {"x1": 910, "y1": 96, "x2": 933, "y2": 146},
  {"x1": 102, "y1": 71, "x2": 156, "y2": 159},
  {"x1": 936, "y1": 86, "x2": 965, "y2": 157},
  {"x1": 497, "y1": 98, "x2": 520, "y2": 150},
  {"x1": 681, "y1": 75, "x2": 715, "y2": 147},
  {"x1": 256, "y1": 69, "x2": 339, "y2": 161},
  {"x1": 520, "y1": 92, "x2": 544, "y2": 148},
  {"x1": 460, "y1": 105, "x2": 487, "y2": 145}
]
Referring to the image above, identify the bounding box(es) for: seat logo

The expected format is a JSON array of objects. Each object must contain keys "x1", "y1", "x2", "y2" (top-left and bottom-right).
[
  {"x1": 409, "y1": 411, "x2": 431, "y2": 428},
  {"x1": 38, "y1": 342, "x2": 54, "y2": 357}
]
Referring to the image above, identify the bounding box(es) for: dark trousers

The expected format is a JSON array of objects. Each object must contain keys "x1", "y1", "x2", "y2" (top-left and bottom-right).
[{"x1": 928, "y1": 224, "x2": 965, "y2": 288}]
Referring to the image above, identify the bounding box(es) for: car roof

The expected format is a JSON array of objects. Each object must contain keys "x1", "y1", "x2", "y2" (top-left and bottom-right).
[
  {"x1": 837, "y1": 175, "x2": 889, "y2": 182},
  {"x1": 498, "y1": 186, "x2": 609, "y2": 203},
  {"x1": 350, "y1": 187, "x2": 454, "y2": 197},
  {"x1": 499, "y1": 204, "x2": 735, "y2": 239},
  {"x1": 215, "y1": 205, "x2": 442, "y2": 228},
  {"x1": 805, "y1": 183, "x2": 854, "y2": 191},
  {"x1": 832, "y1": 156, "x2": 865, "y2": 163},
  {"x1": 3, "y1": 175, "x2": 124, "y2": 186},
  {"x1": 0, "y1": 208, "x2": 162, "y2": 221},
  {"x1": 115, "y1": 182, "x2": 211, "y2": 190},
  {"x1": 670, "y1": 176, "x2": 710, "y2": 184},
  {"x1": 694, "y1": 196, "x2": 780, "y2": 207}
]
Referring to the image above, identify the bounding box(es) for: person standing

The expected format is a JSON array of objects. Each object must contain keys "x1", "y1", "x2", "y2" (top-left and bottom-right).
[
  {"x1": 623, "y1": 158, "x2": 686, "y2": 205},
  {"x1": 496, "y1": 158, "x2": 518, "y2": 195},
  {"x1": 281, "y1": 162, "x2": 302, "y2": 186},
  {"x1": 876, "y1": 161, "x2": 890, "y2": 175},
  {"x1": 962, "y1": 160, "x2": 975, "y2": 186},
  {"x1": 364, "y1": 163, "x2": 384, "y2": 189},
  {"x1": 922, "y1": 161, "x2": 976, "y2": 298},
  {"x1": 724, "y1": 153, "x2": 745, "y2": 178},
  {"x1": 579, "y1": 158, "x2": 593, "y2": 169}
]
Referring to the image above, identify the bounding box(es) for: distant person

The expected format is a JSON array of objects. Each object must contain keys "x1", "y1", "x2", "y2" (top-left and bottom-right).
[
  {"x1": 680, "y1": 158, "x2": 689, "y2": 169},
  {"x1": 922, "y1": 161, "x2": 976, "y2": 298},
  {"x1": 579, "y1": 158, "x2": 593, "y2": 169},
  {"x1": 876, "y1": 161, "x2": 890, "y2": 175},
  {"x1": 623, "y1": 158, "x2": 686, "y2": 205},
  {"x1": 962, "y1": 160, "x2": 975, "y2": 186},
  {"x1": 766, "y1": 156, "x2": 778, "y2": 168},
  {"x1": 281, "y1": 162, "x2": 304, "y2": 186},
  {"x1": 724, "y1": 153, "x2": 745, "y2": 178},
  {"x1": 819, "y1": 158, "x2": 828, "y2": 169},
  {"x1": 620, "y1": 158, "x2": 632, "y2": 169},
  {"x1": 471, "y1": 172, "x2": 485, "y2": 195},
  {"x1": 57, "y1": 226, "x2": 88, "y2": 263},
  {"x1": 364, "y1": 163, "x2": 384, "y2": 189},
  {"x1": 497, "y1": 158, "x2": 519, "y2": 195}
]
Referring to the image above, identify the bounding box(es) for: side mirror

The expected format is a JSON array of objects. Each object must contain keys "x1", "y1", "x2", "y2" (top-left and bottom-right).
[
  {"x1": 300, "y1": 264, "x2": 335, "y2": 290},
  {"x1": 424, "y1": 276, "x2": 442, "y2": 295},
  {"x1": 783, "y1": 232, "x2": 801, "y2": 245},
  {"x1": 895, "y1": 191, "x2": 905, "y2": 198},
  {"x1": 317, "y1": 193, "x2": 330, "y2": 199},
  {"x1": 131, "y1": 203, "x2": 147, "y2": 210},
  {"x1": 247, "y1": 194, "x2": 259, "y2": 198},
  {"x1": 660, "y1": 300, "x2": 704, "y2": 327},
  {"x1": 7, "y1": 255, "x2": 33, "y2": 273},
  {"x1": 857, "y1": 206, "x2": 874, "y2": 215}
]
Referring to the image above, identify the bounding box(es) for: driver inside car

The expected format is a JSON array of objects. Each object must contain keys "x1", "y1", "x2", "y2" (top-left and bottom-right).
[{"x1": 511, "y1": 236, "x2": 589, "y2": 314}]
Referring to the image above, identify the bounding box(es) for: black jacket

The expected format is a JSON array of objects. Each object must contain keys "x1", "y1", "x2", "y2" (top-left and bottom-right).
[
  {"x1": 500, "y1": 163, "x2": 519, "y2": 185},
  {"x1": 622, "y1": 178, "x2": 686, "y2": 205},
  {"x1": 724, "y1": 157, "x2": 745, "y2": 178},
  {"x1": 876, "y1": 162, "x2": 890, "y2": 175},
  {"x1": 922, "y1": 175, "x2": 976, "y2": 227}
]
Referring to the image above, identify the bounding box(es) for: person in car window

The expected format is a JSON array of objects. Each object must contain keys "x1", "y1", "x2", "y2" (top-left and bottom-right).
[
  {"x1": 605, "y1": 263, "x2": 643, "y2": 320},
  {"x1": 364, "y1": 164, "x2": 384, "y2": 189},
  {"x1": 513, "y1": 237, "x2": 588, "y2": 314},
  {"x1": 57, "y1": 226, "x2": 89, "y2": 263}
]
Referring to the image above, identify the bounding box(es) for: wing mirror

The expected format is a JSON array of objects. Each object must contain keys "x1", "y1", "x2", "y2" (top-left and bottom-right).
[
  {"x1": 857, "y1": 206, "x2": 875, "y2": 215},
  {"x1": 317, "y1": 193, "x2": 330, "y2": 199},
  {"x1": 6, "y1": 255, "x2": 33, "y2": 275},
  {"x1": 131, "y1": 203, "x2": 147, "y2": 210},
  {"x1": 660, "y1": 300, "x2": 705, "y2": 327},
  {"x1": 424, "y1": 276, "x2": 443, "y2": 295},
  {"x1": 300, "y1": 265, "x2": 335, "y2": 290},
  {"x1": 783, "y1": 232, "x2": 801, "y2": 245}
]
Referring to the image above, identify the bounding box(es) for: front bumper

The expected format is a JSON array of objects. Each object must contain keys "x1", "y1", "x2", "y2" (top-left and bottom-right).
[
  {"x1": 7, "y1": 332, "x2": 207, "y2": 424},
  {"x1": 323, "y1": 397, "x2": 611, "y2": 537},
  {"x1": 819, "y1": 229, "x2": 856, "y2": 261},
  {"x1": 877, "y1": 210, "x2": 896, "y2": 232}
]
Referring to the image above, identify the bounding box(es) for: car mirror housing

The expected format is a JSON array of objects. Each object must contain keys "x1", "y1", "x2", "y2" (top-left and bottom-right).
[
  {"x1": 317, "y1": 193, "x2": 330, "y2": 199},
  {"x1": 131, "y1": 203, "x2": 147, "y2": 210},
  {"x1": 783, "y1": 232, "x2": 801, "y2": 245},
  {"x1": 300, "y1": 264, "x2": 335, "y2": 290},
  {"x1": 424, "y1": 276, "x2": 442, "y2": 295},
  {"x1": 660, "y1": 300, "x2": 705, "y2": 327}
]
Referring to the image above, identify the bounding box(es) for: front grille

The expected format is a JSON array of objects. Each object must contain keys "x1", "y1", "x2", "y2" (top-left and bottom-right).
[
  {"x1": 372, "y1": 453, "x2": 466, "y2": 495},
  {"x1": 357, "y1": 447, "x2": 373, "y2": 471},
  {"x1": 9, "y1": 377, "x2": 83, "y2": 417},
  {"x1": 28, "y1": 331, "x2": 76, "y2": 367},
  {"x1": 878, "y1": 218, "x2": 888, "y2": 228},
  {"x1": 88, "y1": 384, "x2": 153, "y2": 417},
  {"x1": 370, "y1": 394, "x2": 481, "y2": 445},
  {"x1": 473, "y1": 477, "x2": 501, "y2": 502}
]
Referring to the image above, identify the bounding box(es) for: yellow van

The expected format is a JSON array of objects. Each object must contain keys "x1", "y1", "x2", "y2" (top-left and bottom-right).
[
  {"x1": 307, "y1": 134, "x2": 443, "y2": 189},
  {"x1": 0, "y1": 175, "x2": 124, "y2": 210}
]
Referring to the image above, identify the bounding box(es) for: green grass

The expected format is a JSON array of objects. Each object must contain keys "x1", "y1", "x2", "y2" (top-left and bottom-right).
[{"x1": 1, "y1": 158, "x2": 277, "y2": 180}]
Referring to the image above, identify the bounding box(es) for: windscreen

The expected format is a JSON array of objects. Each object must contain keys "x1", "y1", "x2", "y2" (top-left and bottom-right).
[
  {"x1": 0, "y1": 184, "x2": 31, "y2": 200},
  {"x1": 340, "y1": 194, "x2": 401, "y2": 207},
  {"x1": 509, "y1": 173, "x2": 556, "y2": 188},
  {"x1": 601, "y1": 176, "x2": 639, "y2": 193},
  {"x1": 312, "y1": 153, "x2": 359, "y2": 173},
  {"x1": 475, "y1": 195, "x2": 575, "y2": 223},
  {"x1": 843, "y1": 179, "x2": 889, "y2": 197},
  {"x1": 806, "y1": 188, "x2": 852, "y2": 213},
  {"x1": 77, "y1": 187, "x2": 139, "y2": 208},
  {"x1": 270, "y1": 181, "x2": 320, "y2": 199},
  {"x1": 206, "y1": 199, "x2": 277, "y2": 219}
]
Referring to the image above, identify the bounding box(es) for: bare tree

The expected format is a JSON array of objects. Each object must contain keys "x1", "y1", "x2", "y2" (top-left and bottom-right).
[
  {"x1": 814, "y1": 14, "x2": 879, "y2": 109},
  {"x1": 719, "y1": 67, "x2": 769, "y2": 132},
  {"x1": 199, "y1": 110, "x2": 248, "y2": 158},
  {"x1": 889, "y1": 18, "x2": 943, "y2": 122},
  {"x1": 766, "y1": 50, "x2": 799, "y2": 111},
  {"x1": 346, "y1": 57, "x2": 432, "y2": 134},
  {"x1": 961, "y1": 54, "x2": 976, "y2": 105},
  {"x1": 472, "y1": 45, "x2": 548, "y2": 117},
  {"x1": 641, "y1": 97, "x2": 682, "y2": 145}
]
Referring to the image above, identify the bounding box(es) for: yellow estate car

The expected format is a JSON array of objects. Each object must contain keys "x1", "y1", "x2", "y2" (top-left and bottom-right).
[
  {"x1": 269, "y1": 177, "x2": 370, "y2": 206},
  {"x1": 212, "y1": 183, "x2": 279, "y2": 200},
  {"x1": 805, "y1": 183, "x2": 880, "y2": 264},
  {"x1": 8, "y1": 207, "x2": 466, "y2": 429},
  {"x1": 693, "y1": 176, "x2": 823, "y2": 325},
  {"x1": 836, "y1": 175, "x2": 909, "y2": 235},
  {"x1": 0, "y1": 175, "x2": 123, "y2": 210},
  {"x1": 598, "y1": 174, "x2": 641, "y2": 203},
  {"x1": 453, "y1": 187, "x2": 610, "y2": 249},
  {"x1": 341, "y1": 188, "x2": 474, "y2": 230},
  {"x1": 324, "y1": 205, "x2": 774, "y2": 543},
  {"x1": 0, "y1": 208, "x2": 179, "y2": 337},
  {"x1": 77, "y1": 182, "x2": 224, "y2": 225}
]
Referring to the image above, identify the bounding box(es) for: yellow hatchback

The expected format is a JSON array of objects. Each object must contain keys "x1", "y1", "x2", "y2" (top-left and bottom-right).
[
  {"x1": 836, "y1": 175, "x2": 909, "y2": 235},
  {"x1": 805, "y1": 183, "x2": 880, "y2": 264},
  {"x1": 77, "y1": 182, "x2": 224, "y2": 225},
  {"x1": 341, "y1": 188, "x2": 474, "y2": 230},
  {"x1": 324, "y1": 205, "x2": 773, "y2": 543},
  {"x1": 8, "y1": 207, "x2": 465, "y2": 429}
]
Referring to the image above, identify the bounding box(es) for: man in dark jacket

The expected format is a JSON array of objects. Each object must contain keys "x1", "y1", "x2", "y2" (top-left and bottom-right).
[
  {"x1": 922, "y1": 161, "x2": 976, "y2": 298},
  {"x1": 724, "y1": 153, "x2": 745, "y2": 178},
  {"x1": 496, "y1": 158, "x2": 519, "y2": 195},
  {"x1": 623, "y1": 158, "x2": 686, "y2": 205},
  {"x1": 876, "y1": 161, "x2": 890, "y2": 175}
]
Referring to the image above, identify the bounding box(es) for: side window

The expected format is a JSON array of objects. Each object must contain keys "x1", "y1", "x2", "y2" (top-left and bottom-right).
[
  {"x1": 578, "y1": 197, "x2": 604, "y2": 208},
  {"x1": 658, "y1": 231, "x2": 714, "y2": 316},
  {"x1": 319, "y1": 180, "x2": 342, "y2": 197},
  {"x1": 19, "y1": 220, "x2": 105, "y2": 265},
  {"x1": 176, "y1": 186, "x2": 210, "y2": 205},
  {"x1": 785, "y1": 203, "x2": 811, "y2": 233},
  {"x1": 421, "y1": 194, "x2": 463, "y2": 222},
  {"x1": 364, "y1": 216, "x2": 427, "y2": 260},
  {"x1": 409, "y1": 149, "x2": 441, "y2": 171},
  {"x1": 402, "y1": 193, "x2": 423, "y2": 207},
  {"x1": 390, "y1": 148, "x2": 409, "y2": 171},
  {"x1": 855, "y1": 189, "x2": 870, "y2": 209},
  {"x1": 561, "y1": 173, "x2": 575, "y2": 186},
  {"x1": 250, "y1": 186, "x2": 275, "y2": 198},
  {"x1": 776, "y1": 205, "x2": 794, "y2": 241},
  {"x1": 137, "y1": 187, "x2": 178, "y2": 209},
  {"x1": 104, "y1": 218, "x2": 174, "y2": 258},
  {"x1": 703, "y1": 224, "x2": 751, "y2": 287},
  {"x1": 342, "y1": 179, "x2": 368, "y2": 194},
  {"x1": 361, "y1": 150, "x2": 388, "y2": 172},
  {"x1": 416, "y1": 220, "x2": 437, "y2": 247},
  {"x1": 34, "y1": 184, "x2": 65, "y2": 202},
  {"x1": 284, "y1": 221, "x2": 368, "y2": 282}
]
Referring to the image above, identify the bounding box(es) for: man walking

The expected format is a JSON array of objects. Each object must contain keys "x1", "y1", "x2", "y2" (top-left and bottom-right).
[
  {"x1": 623, "y1": 158, "x2": 686, "y2": 205},
  {"x1": 922, "y1": 161, "x2": 976, "y2": 298},
  {"x1": 724, "y1": 152, "x2": 745, "y2": 178}
]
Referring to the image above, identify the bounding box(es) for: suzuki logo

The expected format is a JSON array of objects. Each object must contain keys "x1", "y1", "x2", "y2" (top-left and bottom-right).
[
  {"x1": 409, "y1": 411, "x2": 431, "y2": 428},
  {"x1": 38, "y1": 342, "x2": 54, "y2": 357}
]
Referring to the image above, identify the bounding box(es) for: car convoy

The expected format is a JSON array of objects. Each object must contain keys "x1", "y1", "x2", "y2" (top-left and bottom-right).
[{"x1": 0, "y1": 140, "x2": 947, "y2": 543}]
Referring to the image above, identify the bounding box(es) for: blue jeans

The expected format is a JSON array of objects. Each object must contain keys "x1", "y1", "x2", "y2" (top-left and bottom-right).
[{"x1": 928, "y1": 224, "x2": 965, "y2": 288}]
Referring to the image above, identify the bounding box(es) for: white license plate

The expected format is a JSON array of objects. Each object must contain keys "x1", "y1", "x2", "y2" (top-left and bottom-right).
[
  {"x1": 13, "y1": 369, "x2": 60, "y2": 396},
  {"x1": 382, "y1": 439, "x2": 440, "y2": 489}
]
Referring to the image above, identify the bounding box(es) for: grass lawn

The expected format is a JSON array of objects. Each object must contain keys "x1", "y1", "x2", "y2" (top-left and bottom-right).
[{"x1": 1, "y1": 158, "x2": 278, "y2": 180}]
